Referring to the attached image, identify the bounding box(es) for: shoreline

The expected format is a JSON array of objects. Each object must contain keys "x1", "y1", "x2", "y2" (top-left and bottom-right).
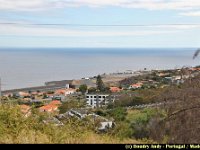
[
  {"x1": 1, "y1": 65, "x2": 189, "y2": 94},
  {"x1": 2, "y1": 69, "x2": 150, "y2": 94}
]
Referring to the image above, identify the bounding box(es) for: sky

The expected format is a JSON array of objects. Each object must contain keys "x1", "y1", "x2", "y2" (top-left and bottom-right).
[{"x1": 0, "y1": 0, "x2": 200, "y2": 48}]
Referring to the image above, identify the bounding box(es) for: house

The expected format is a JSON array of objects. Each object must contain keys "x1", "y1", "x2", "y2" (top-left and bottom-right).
[
  {"x1": 110, "y1": 87, "x2": 121, "y2": 93},
  {"x1": 46, "y1": 93, "x2": 54, "y2": 98},
  {"x1": 86, "y1": 94, "x2": 115, "y2": 108},
  {"x1": 37, "y1": 92, "x2": 44, "y2": 96},
  {"x1": 39, "y1": 104, "x2": 58, "y2": 112},
  {"x1": 52, "y1": 95, "x2": 65, "y2": 101},
  {"x1": 129, "y1": 82, "x2": 143, "y2": 89},
  {"x1": 18, "y1": 92, "x2": 31, "y2": 98},
  {"x1": 173, "y1": 76, "x2": 182, "y2": 80},
  {"x1": 31, "y1": 92, "x2": 38, "y2": 96},
  {"x1": 55, "y1": 89, "x2": 66, "y2": 95},
  {"x1": 39, "y1": 100, "x2": 62, "y2": 113},
  {"x1": 65, "y1": 88, "x2": 76, "y2": 96},
  {"x1": 49, "y1": 100, "x2": 62, "y2": 105},
  {"x1": 190, "y1": 67, "x2": 200, "y2": 71},
  {"x1": 157, "y1": 72, "x2": 170, "y2": 77},
  {"x1": 54, "y1": 88, "x2": 76, "y2": 96}
]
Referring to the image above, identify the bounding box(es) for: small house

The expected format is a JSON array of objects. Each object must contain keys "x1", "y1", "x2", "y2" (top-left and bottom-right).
[
  {"x1": 110, "y1": 87, "x2": 122, "y2": 93},
  {"x1": 129, "y1": 82, "x2": 143, "y2": 89}
]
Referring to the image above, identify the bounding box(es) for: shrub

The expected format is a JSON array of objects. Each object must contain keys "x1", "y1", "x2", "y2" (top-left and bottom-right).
[
  {"x1": 107, "y1": 107, "x2": 127, "y2": 121},
  {"x1": 130, "y1": 108, "x2": 165, "y2": 139}
]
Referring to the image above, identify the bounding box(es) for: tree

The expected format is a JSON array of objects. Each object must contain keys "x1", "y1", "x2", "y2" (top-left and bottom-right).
[
  {"x1": 59, "y1": 100, "x2": 85, "y2": 114},
  {"x1": 149, "y1": 75, "x2": 200, "y2": 143},
  {"x1": 96, "y1": 75, "x2": 105, "y2": 92},
  {"x1": 79, "y1": 84, "x2": 87, "y2": 94},
  {"x1": 42, "y1": 93, "x2": 48, "y2": 99},
  {"x1": 107, "y1": 107, "x2": 127, "y2": 121},
  {"x1": 88, "y1": 87, "x2": 97, "y2": 93}
]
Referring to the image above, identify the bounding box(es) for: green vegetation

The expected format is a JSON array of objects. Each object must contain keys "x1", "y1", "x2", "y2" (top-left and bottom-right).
[
  {"x1": 58, "y1": 100, "x2": 85, "y2": 114},
  {"x1": 107, "y1": 107, "x2": 127, "y2": 121},
  {"x1": 96, "y1": 75, "x2": 106, "y2": 92},
  {"x1": 119, "y1": 71, "x2": 173, "y2": 89},
  {"x1": 128, "y1": 108, "x2": 166, "y2": 139},
  {"x1": 78, "y1": 84, "x2": 88, "y2": 94},
  {"x1": 112, "y1": 87, "x2": 167, "y2": 108},
  {"x1": 114, "y1": 95, "x2": 145, "y2": 107},
  {"x1": 87, "y1": 75, "x2": 110, "y2": 94},
  {"x1": 2, "y1": 68, "x2": 200, "y2": 143},
  {"x1": 0, "y1": 104, "x2": 141, "y2": 144},
  {"x1": 88, "y1": 87, "x2": 97, "y2": 94},
  {"x1": 148, "y1": 75, "x2": 200, "y2": 143}
]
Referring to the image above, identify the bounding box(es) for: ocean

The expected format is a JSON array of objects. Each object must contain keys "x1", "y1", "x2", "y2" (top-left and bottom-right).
[{"x1": 0, "y1": 48, "x2": 199, "y2": 90}]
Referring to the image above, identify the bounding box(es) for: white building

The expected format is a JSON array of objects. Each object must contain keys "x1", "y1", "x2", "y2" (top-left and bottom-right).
[
  {"x1": 86, "y1": 94, "x2": 115, "y2": 108},
  {"x1": 65, "y1": 88, "x2": 76, "y2": 96}
]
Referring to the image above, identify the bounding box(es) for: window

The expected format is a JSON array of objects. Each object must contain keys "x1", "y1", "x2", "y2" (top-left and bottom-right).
[
  {"x1": 90, "y1": 96, "x2": 93, "y2": 98},
  {"x1": 103, "y1": 96, "x2": 106, "y2": 98},
  {"x1": 94, "y1": 96, "x2": 96, "y2": 98},
  {"x1": 90, "y1": 100, "x2": 93, "y2": 105},
  {"x1": 86, "y1": 96, "x2": 89, "y2": 98},
  {"x1": 99, "y1": 96, "x2": 101, "y2": 98}
]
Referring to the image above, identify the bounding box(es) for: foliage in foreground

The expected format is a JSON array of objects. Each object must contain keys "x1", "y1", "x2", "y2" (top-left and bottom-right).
[
  {"x1": 0, "y1": 104, "x2": 139, "y2": 144},
  {"x1": 149, "y1": 75, "x2": 200, "y2": 143}
]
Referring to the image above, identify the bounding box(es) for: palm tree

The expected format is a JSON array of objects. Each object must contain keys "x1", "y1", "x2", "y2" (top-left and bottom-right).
[{"x1": 193, "y1": 48, "x2": 200, "y2": 59}]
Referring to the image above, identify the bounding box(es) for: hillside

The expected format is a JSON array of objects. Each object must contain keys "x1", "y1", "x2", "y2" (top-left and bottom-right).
[
  {"x1": 0, "y1": 104, "x2": 140, "y2": 144},
  {"x1": 148, "y1": 75, "x2": 200, "y2": 143}
]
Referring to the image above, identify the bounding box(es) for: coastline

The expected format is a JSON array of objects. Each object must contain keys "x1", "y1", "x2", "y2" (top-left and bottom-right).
[
  {"x1": 0, "y1": 48, "x2": 198, "y2": 91},
  {"x1": 2, "y1": 69, "x2": 148, "y2": 94}
]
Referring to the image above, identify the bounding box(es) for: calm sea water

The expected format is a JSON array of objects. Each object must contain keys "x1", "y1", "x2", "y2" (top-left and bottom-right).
[{"x1": 0, "y1": 48, "x2": 199, "y2": 90}]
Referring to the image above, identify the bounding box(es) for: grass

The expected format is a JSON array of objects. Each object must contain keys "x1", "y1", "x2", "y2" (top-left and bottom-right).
[{"x1": 0, "y1": 104, "x2": 140, "y2": 144}]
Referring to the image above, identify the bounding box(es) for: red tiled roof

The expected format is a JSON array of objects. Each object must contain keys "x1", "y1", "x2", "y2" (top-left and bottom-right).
[
  {"x1": 49, "y1": 100, "x2": 62, "y2": 105},
  {"x1": 39, "y1": 100, "x2": 61, "y2": 112},
  {"x1": 19, "y1": 92, "x2": 30, "y2": 97},
  {"x1": 65, "y1": 88, "x2": 76, "y2": 92},
  {"x1": 110, "y1": 87, "x2": 121, "y2": 92},
  {"x1": 39, "y1": 104, "x2": 58, "y2": 112},
  {"x1": 55, "y1": 89, "x2": 66, "y2": 95},
  {"x1": 130, "y1": 82, "x2": 143, "y2": 87}
]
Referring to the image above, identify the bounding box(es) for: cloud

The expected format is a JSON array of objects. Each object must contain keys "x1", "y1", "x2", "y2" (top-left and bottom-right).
[
  {"x1": 0, "y1": 0, "x2": 200, "y2": 11},
  {"x1": 180, "y1": 11, "x2": 200, "y2": 17},
  {"x1": 155, "y1": 24, "x2": 200, "y2": 30},
  {"x1": 0, "y1": 0, "x2": 48, "y2": 11},
  {"x1": 0, "y1": 24, "x2": 178, "y2": 37}
]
